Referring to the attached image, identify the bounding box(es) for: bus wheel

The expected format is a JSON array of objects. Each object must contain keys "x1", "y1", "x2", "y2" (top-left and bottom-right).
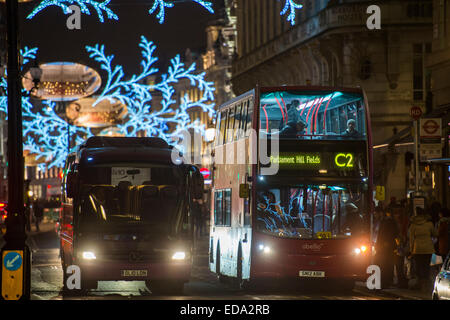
[{"x1": 147, "y1": 280, "x2": 184, "y2": 295}]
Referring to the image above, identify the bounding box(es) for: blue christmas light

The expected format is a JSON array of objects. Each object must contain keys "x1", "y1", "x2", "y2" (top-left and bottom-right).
[
  {"x1": 1, "y1": 39, "x2": 216, "y2": 170},
  {"x1": 27, "y1": 0, "x2": 214, "y2": 24},
  {"x1": 279, "y1": 0, "x2": 303, "y2": 26},
  {"x1": 27, "y1": 0, "x2": 118, "y2": 23},
  {"x1": 0, "y1": 48, "x2": 94, "y2": 170},
  {"x1": 87, "y1": 35, "x2": 216, "y2": 140},
  {"x1": 150, "y1": 0, "x2": 214, "y2": 24}
]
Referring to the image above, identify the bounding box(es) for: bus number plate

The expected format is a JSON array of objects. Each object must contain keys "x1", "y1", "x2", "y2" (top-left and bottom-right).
[
  {"x1": 121, "y1": 270, "x2": 148, "y2": 277},
  {"x1": 299, "y1": 271, "x2": 325, "y2": 278}
]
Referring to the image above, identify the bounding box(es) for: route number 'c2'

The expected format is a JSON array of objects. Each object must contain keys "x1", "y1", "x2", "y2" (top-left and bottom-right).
[{"x1": 335, "y1": 153, "x2": 354, "y2": 168}]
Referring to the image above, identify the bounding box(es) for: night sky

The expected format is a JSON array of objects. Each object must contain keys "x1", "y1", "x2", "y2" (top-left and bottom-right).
[{"x1": 17, "y1": 0, "x2": 222, "y2": 75}]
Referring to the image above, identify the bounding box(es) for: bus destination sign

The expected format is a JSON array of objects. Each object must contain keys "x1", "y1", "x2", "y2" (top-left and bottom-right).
[{"x1": 269, "y1": 152, "x2": 357, "y2": 171}]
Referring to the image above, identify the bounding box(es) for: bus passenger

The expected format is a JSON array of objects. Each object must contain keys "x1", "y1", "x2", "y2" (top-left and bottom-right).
[
  {"x1": 279, "y1": 120, "x2": 307, "y2": 139},
  {"x1": 343, "y1": 203, "x2": 364, "y2": 234},
  {"x1": 342, "y1": 119, "x2": 360, "y2": 138}
]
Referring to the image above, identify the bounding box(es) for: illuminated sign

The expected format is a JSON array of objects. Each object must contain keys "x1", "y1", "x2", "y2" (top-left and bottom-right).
[
  {"x1": 334, "y1": 153, "x2": 354, "y2": 168},
  {"x1": 266, "y1": 151, "x2": 361, "y2": 172},
  {"x1": 270, "y1": 154, "x2": 321, "y2": 166}
]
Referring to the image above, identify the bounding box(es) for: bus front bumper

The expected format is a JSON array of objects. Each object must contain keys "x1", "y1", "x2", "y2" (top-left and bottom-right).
[
  {"x1": 78, "y1": 261, "x2": 192, "y2": 282},
  {"x1": 251, "y1": 253, "x2": 370, "y2": 281}
]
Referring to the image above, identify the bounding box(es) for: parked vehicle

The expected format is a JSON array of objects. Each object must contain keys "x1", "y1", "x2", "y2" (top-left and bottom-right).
[{"x1": 432, "y1": 252, "x2": 450, "y2": 300}]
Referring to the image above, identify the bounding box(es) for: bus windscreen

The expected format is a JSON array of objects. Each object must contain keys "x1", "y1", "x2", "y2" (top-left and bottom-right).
[
  {"x1": 259, "y1": 90, "x2": 366, "y2": 140},
  {"x1": 255, "y1": 185, "x2": 370, "y2": 239}
]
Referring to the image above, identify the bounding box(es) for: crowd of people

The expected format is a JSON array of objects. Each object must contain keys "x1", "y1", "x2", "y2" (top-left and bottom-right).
[{"x1": 373, "y1": 197, "x2": 450, "y2": 293}]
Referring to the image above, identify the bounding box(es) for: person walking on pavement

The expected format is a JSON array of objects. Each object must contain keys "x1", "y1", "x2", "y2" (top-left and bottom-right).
[
  {"x1": 33, "y1": 199, "x2": 44, "y2": 232},
  {"x1": 408, "y1": 207, "x2": 438, "y2": 292},
  {"x1": 393, "y1": 208, "x2": 409, "y2": 288},
  {"x1": 436, "y1": 208, "x2": 450, "y2": 265},
  {"x1": 375, "y1": 208, "x2": 399, "y2": 289},
  {"x1": 192, "y1": 199, "x2": 203, "y2": 239}
]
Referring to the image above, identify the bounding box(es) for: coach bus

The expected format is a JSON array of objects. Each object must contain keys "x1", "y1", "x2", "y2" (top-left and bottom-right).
[
  {"x1": 60, "y1": 136, "x2": 203, "y2": 294},
  {"x1": 209, "y1": 86, "x2": 373, "y2": 290}
]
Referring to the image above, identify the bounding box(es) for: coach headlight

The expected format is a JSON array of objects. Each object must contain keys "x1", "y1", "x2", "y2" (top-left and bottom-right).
[{"x1": 172, "y1": 251, "x2": 186, "y2": 260}]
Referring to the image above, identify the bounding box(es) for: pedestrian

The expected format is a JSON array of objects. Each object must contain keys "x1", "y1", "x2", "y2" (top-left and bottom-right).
[
  {"x1": 393, "y1": 208, "x2": 408, "y2": 288},
  {"x1": 375, "y1": 208, "x2": 399, "y2": 289},
  {"x1": 192, "y1": 199, "x2": 203, "y2": 239},
  {"x1": 33, "y1": 199, "x2": 44, "y2": 232},
  {"x1": 436, "y1": 208, "x2": 450, "y2": 260},
  {"x1": 408, "y1": 207, "x2": 438, "y2": 292},
  {"x1": 199, "y1": 201, "x2": 209, "y2": 236}
]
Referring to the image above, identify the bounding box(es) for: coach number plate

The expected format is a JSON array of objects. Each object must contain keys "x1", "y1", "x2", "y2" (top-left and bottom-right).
[{"x1": 121, "y1": 270, "x2": 148, "y2": 277}]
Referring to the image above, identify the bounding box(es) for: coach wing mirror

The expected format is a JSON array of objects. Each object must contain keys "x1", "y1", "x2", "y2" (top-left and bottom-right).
[
  {"x1": 66, "y1": 171, "x2": 78, "y2": 198},
  {"x1": 190, "y1": 166, "x2": 204, "y2": 199}
]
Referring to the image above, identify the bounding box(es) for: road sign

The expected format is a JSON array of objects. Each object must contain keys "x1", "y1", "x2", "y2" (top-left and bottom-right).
[
  {"x1": 375, "y1": 186, "x2": 385, "y2": 201},
  {"x1": 199, "y1": 167, "x2": 210, "y2": 179},
  {"x1": 2, "y1": 250, "x2": 23, "y2": 300},
  {"x1": 410, "y1": 106, "x2": 422, "y2": 120},
  {"x1": 419, "y1": 118, "x2": 442, "y2": 161},
  {"x1": 420, "y1": 118, "x2": 441, "y2": 139}
]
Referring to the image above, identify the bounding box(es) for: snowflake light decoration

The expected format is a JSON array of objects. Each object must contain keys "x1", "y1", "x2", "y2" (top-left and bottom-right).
[
  {"x1": 0, "y1": 47, "x2": 94, "y2": 170},
  {"x1": 279, "y1": 0, "x2": 303, "y2": 26},
  {"x1": 86, "y1": 35, "x2": 215, "y2": 141},
  {"x1": 27, "y1": 0, "x2": 118, "y2": 23},
  {"x1": 27, "y1": 0, "x2": 214, "y2": 24},
  {"x1": 0, "y1": 37, "x2": 215, "y2": 169},
  {"x1": 27, "y1": 1, "x2": 301, "y2": 25}
]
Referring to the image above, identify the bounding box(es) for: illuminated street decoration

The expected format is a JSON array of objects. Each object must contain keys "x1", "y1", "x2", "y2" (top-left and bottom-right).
[
  {"x1": 27, "y1": 0, "x2": 119, "y2": 23},
  {"x1": 149, "y1": 0, "x2": 214, "y2": 24},
  {"x1": 280, "y1": 0, "x2": 303, "y2": 26},
  {"x1": 1, "y1": 39, "x2": 215, "y2": 169},
  {"x1": 86, "y1": 35, "x2": 215, "y2": 141},
  {"x1": 0, "y1": 47, "x2": 94, "y2": 169},
  {"x1": 28, "y1": 1, "x2": 302, "y2": 25},
  {"x1": 27, "y1": 0, "x2": 214, "y2": 24}
]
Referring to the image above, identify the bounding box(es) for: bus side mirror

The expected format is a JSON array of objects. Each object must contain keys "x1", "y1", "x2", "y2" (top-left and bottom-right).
[
  {"x1": 190, "y1": 166, "x2": 204, "y2": 199},
  {"x1": 66, "y1": 171, "x2": 78, "y2": 198}
]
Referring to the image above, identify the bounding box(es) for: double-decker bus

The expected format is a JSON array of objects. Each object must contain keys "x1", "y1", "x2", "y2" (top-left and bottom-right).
[
  {"x1": 60, "y1": 136, "x2": 203, "y2": 294},
  {"x1": 209, "y1": 86, "x2": 373, "y2": 289}
]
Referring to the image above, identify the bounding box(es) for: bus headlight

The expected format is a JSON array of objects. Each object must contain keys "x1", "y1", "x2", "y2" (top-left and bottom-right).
[
  {"x1": 258, "y1": 244, "x2": 271, "y2": 254},
  {"x1": 353, "y1": 245, "x2": 369, "y2": 256},
  {"x1": 172, "y1": 251, "x2": 186, "y2": 260},
  {"x1": 82, "y1": 251, "x2": 96, "y2": 260}
]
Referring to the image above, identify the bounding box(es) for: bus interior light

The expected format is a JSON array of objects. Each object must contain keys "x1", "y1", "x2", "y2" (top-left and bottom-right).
[{"x1": 258, "y1": 176, "x2": 264, "y2": 181}]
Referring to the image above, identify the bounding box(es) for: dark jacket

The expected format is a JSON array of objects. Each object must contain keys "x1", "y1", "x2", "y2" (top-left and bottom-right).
[
  {"x1": 437, "y1": 217, "x2": 450, "y2": 256},
  {"x1": 376, "y1": 216, "x2": 398, "y2": 252}
]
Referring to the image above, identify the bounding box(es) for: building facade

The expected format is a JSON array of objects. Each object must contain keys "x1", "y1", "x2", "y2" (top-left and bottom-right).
[
  {"x1": 427, "y1": 0, "x2": 450, "y2": 207},
  {"x1": 232, "y1": 0, "x2": 437, "y2": 205}
]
